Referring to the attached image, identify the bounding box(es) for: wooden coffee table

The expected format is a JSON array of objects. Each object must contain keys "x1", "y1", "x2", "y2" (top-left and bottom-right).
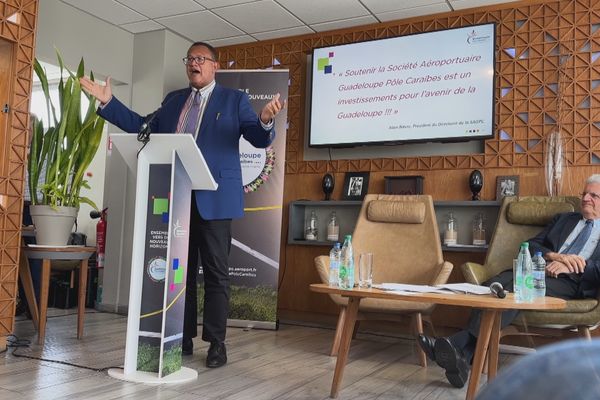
[{"x1": 310, "y1": 283, "x2": 566, "y2": 400}]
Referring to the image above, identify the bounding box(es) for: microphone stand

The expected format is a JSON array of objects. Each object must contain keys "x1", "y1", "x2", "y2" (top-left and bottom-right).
[{"x1": 136, "y1": 113, "x2": 155, "y2": 158}]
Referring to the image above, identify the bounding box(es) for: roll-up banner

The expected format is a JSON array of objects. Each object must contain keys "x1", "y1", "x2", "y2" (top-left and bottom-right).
[{"x1": 195, "y1": 70, "x2": 289, "y2": 330}]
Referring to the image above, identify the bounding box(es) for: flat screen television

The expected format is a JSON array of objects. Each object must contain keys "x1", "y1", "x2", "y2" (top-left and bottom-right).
[{"x1": 309, "y1": 23, "x2": 496, "y2": 147}]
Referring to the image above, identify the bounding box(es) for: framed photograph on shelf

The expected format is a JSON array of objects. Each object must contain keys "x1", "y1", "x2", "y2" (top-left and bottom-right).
[
  {"x1": 496, "y1": 175, "x2": 519, "y2": 200},
  {"x1": 342, "y1": 172, "x2": 370, "y2": 200}
]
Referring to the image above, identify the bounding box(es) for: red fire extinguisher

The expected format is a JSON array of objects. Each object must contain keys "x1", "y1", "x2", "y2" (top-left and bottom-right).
[{"x1": 90, "y1": 208, "x2": 108, "y2": 269}]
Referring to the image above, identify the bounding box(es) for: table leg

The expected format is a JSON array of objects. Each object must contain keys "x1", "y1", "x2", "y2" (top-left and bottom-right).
[
  {"x1": 331, "y1": 306, "x2": 347, "y2": 356},
  {"x1": 466, "y1": 309, "x2": 496, "y2": 400},
  {"x1": 38, "y1": 259, "x2": 51, "y2": 345},
  {"x1": 77, "y1": 259, "x2": 88, "y2": 339},
  {"x1": 18, "y1": 250, "x2": 39, "y2": 330},
  {"x1": 487, "y1": 312, "x2": 502, "y2": 380},
  {"x1": 330, "y1": 296, "x2": 360, "y2": 398}
]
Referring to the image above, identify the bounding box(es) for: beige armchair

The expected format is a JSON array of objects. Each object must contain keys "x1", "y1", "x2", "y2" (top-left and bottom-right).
[
  {"x1": 314, "y1": 194, "x2": 453, "y2": 367},
  {"x1": 461, "y1": 195, "x2": 600, "y2": 340}
]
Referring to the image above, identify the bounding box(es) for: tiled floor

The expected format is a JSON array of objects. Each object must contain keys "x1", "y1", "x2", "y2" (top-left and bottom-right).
[{"x1": 1, "y1": 310, "x2": 515, "y2": 399}]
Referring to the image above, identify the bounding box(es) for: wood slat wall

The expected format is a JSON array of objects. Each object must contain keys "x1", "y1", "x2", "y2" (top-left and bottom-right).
[
  {"x1": 215, "y1": 0, "x2": 600, "y2": 322},
  {"x1": 0, "y1": 0, "x2": 38, "y2": 340}
]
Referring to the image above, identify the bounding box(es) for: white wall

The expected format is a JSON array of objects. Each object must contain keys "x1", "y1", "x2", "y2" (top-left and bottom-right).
[
  {"x1": 36, "y1": 1, "x2": 194, "y2": 312},
  {"x1": 35, "y1": 0, "x2": 135, "y2": 244},
  {"x1": 36, "y1": 0, "x2": 134, "y2": 85},
  {"x1": 163, "y1": 31, "x2": 192, "y2": 94},
  {"x1": 101, "y1": 31, "x2": 191, "y2": 312},
  {"x1": 35, "y1": 0, "x2": 134, "y2": 311}
]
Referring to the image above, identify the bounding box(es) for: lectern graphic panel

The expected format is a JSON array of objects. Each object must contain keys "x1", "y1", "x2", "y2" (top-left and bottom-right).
[
  {"x1": 160, "y1": 154, "x2": 192, "y2": 377},
  {"x1": 137, "y1": 164, "x2": 171, "y2": 373}
]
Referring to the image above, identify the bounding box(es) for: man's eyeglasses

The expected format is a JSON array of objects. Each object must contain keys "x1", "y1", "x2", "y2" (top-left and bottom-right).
[
  {"x1": 182, "y1": 56, "x2": 216, "y2": 65},
  {"x1": 582, "y1": 191, "x2": 600, "y2": 201}
]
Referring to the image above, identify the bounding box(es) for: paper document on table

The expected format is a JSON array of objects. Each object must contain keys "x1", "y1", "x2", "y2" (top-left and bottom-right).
[
  {"x1": 435, "y1": 283, "x2": 491, "y2": 295},
  {"x1": 374, "y1": 283, "x2": 451, "y2": 294}
]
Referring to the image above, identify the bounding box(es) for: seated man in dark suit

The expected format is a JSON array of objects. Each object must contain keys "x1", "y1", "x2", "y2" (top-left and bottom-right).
[{"x1": 418, "y1": 174, "x2": 600, "y2": 388}]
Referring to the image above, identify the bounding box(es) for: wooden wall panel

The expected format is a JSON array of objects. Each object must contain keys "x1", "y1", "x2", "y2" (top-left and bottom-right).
[
  {"x1": 217, "y1": 0, "x2": 600, "y2": 323},
  {"x1": 216, "y1": 0, "x2": 600, "y2": 322},
  {"x1": 0, "y1": 0, "x2": 37, "y2": 338},
  {"x1": 218, "y1": 0, "x2": 600, "y2": 175}
]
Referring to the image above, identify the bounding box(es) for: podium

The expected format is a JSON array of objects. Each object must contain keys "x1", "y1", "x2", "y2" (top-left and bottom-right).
[{"x1": 108, "y1": 134, "x2": 217, "y2": 383}]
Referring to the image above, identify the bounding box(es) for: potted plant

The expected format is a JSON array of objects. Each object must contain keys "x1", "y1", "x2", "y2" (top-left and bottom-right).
[{"x1": 27, "y1": 51, "x2": 105, "y2": 246}]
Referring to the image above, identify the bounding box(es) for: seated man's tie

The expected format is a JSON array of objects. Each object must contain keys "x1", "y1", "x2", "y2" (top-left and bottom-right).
[{"x1": 565, "y1": 220, "x2": 593, "y2": 255}]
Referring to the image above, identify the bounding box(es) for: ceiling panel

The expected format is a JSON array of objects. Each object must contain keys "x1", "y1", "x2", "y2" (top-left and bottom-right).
[
  {"x1": 276, "y1": 0, "x2": 370, "y2": 25},
  {"x1": 361, "y1": 0, "x2": 446, "y2": 14},
  {"x1": 195, "y1": 0, "x2": 258, "y2": 8},
  {"x1": 210, "y1": 35, "x2": 257, "y2": 48},
  {"x1": 119, "y1": 20, "x2": 164, "y2": 34},
  {"x1": 377, "y1": 3, "x2": 452, "y2": 22},
  {"x1": 116, "y1": 0, "x2": 204, "y2": 19},
  {"x1": 61, "y1": 0, "x2": 146, "y2": 25},
  {"x1": 212, "y1": 0, "x2": 303, "y2": 34},
  {"x1": 58, "y1": 1, "x2": 521, "y2": 47},
  {"x1": 253, "y1": 26, "x2": 314, "y2": 41},
  {"x1": 156, "y1": 11, "x2": 244, "y2": 41},
  {"x1": 311, "y1": 16, "x2": 379, "y2": 33}
]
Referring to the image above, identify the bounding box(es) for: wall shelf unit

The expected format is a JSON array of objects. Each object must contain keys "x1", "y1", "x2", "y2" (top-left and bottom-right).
[
  {"x1": 288, "y1": 199, "x2": 501, "y2": 252},
  {"x1": 435, "y1": 201, "x2": 501, "y2": 253},
  {"x1": 288, "y1": 200, "x2": 362, "y2": 246}
]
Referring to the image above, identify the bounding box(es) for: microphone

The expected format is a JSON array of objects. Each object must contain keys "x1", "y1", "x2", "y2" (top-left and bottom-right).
[
  {"x1": 137, "y1": 110, "x2": 158, "y2": 144},
  {"x1": 489, "y1": 282, "x2": 507, "y2": 299},
  {"x1": 136, "y1": 91, "x2": 182, "y2": 144}
]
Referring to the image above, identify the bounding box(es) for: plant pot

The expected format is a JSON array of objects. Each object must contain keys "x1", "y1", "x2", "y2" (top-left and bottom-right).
[{"x1": 29, "y1": 205, "x2": 78, "y2": 246}]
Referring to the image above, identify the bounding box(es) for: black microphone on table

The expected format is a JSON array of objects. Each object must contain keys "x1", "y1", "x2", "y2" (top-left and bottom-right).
[{"x1": 489, "y1": 282, "x2": 507, "y2": 299}]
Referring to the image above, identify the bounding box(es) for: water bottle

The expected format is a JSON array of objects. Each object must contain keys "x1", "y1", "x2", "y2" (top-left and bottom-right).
[
  {"x1": 339, "y1": 235, "x2": 354, "y2": 289},
  {"x1": 532, "y1": 251, "x2": 547, "y2": 299},
  {"x1": 443, "y1": 212, "x2": 457, "y2": 245},
  {"x1": 329, "y1": 242, "x2": 341, "y2": 287},
  {"x1": 305, "y1": 211, "x2": 318, "y2": 240},
  {"x1": 515, "y1": 242, "x2": 534, "y2": 302},
  {"x1": 327, "y1": 211, "x2": 340, "y2": 242}
]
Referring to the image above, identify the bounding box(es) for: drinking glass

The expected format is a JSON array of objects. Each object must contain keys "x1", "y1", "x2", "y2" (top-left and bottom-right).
[
  {"x1": 512, "y1": 259, "x2": 518, "y2": 289},
  {"x1": 359, "y1": 253, "x2": 373, "y2": 288}
]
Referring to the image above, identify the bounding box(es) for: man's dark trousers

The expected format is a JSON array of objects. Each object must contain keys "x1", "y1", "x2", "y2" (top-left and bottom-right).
[
  {"x1": 457, "y1": 269, "x2": 580, "y2": 361},
  {"x1": 183, "y1": 196, "x2": 232, "y2": 343}
]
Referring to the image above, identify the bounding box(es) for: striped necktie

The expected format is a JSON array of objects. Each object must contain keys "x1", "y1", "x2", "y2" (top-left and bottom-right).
[
  {"x1": 565, "y1": 220, "x2": 593, "y2": 255},
  {"x1": 182, "y1": 91, "x2": 201, "y2": 136}
]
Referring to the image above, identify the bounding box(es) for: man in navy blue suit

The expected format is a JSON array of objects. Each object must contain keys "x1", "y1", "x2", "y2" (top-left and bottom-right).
[
  {"x1": 81, "y1": 41, "x2": 285, "y2": 368},
  {"x1": 417, "y1": 174, "x2": 600, "y2": 388}
]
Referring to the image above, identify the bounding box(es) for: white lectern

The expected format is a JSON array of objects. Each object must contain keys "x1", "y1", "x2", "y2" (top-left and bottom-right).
[{"x1": 108, "y1": 134, "x2": 217, "y2": 384}]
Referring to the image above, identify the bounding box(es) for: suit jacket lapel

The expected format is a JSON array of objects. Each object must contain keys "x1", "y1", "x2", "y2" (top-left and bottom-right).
[
  {"x1": 559, "y1": 215, "x2": 580, "y2": 249},
  {"x1": 164, "y1": 88, "x2": 191, "y2": 132},
  {"x1": 590, "y1": 220, "x2": 600, "y2": 260},
  {"x1": 198, "y1": 84, "x2": 222, "y2": 138}
]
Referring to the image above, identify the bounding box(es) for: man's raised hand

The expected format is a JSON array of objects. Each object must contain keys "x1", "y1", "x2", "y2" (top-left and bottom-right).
[
  {"x1": 260, "y1": 93, "x2": 286, "y2": 124},
  {"x1": 80, "y1": 76, "x2": 113, "y2": 105}
]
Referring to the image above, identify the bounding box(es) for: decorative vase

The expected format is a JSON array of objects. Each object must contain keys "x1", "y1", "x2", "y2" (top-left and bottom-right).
[
  {"x1": 29, "y1": 205, "x2": 77, "y2": 246},
  {"x1": 469, "y1": 170, "x2": 483, "y2": 201},
  {"x1": 322, "y1": 173, "x2": 334, "y2": 201},
  {"x1": 545, "y1": 130, "x2": 564, "y2": 196}
]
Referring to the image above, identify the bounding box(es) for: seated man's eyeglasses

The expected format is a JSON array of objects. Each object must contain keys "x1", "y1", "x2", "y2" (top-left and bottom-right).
[
  {"x1": 582, "y1": 191, "x2": 600, "y2": 201},
  {"x1": 182, "y1": 56, "x2": 216, "y2": 65}
]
